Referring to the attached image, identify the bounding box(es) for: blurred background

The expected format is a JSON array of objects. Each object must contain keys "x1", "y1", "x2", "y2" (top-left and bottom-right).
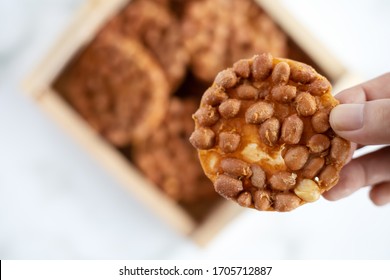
[{"x1": 1, "y1": 0, "x2": 390, "y2": 259}]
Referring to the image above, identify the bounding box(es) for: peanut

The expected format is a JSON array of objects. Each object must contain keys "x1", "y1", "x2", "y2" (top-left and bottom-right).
[
  {"x1": 294, "y1": 179, "x2": 321, "y2": 202},
  {"x1": 219, "y1": 99, "x2": 241, "y2": 119},
  {"x1": 274, "y1": 193, "x2": 301, "y2": 212},
  {"x1": 302, "y1": 157, "x2": 325, "y2": 179},
  {"x1": 296, "y1": 92, "x2": 317, "y2": 116},
  {"x1": 281, "y1": 114, "x2": 304, "y2": 144},
  {"x1": 237, "y1": 191, "x2": 252, "y2": 207},
  {"x1": 319, "y1": 165, "x2": 339, "y2": 190},
  {"x1": 250, "y1": 164, "x2": 266, "y2": 188},
  {"x1": 259, "y1": 117, "x2": 280, "y2": 146},
  {"x1": 272, "y1": 61, "x2": 290, "y2": 84},
  {"x1": 307, "y1": 78, "x2": 331, "y2": 96},
  {"x1": 233, "y1": 59, "x2": 250, "y2": 78},
  {"x1": 271, "y1": 85, "x2": 297, "y2": 103},
  {"x1": 193, "y1": 105, "x2": 219, "y2": 126},
  {"x1": 311, "y1": 111, "x2": 330, "y2": 133},
  {"x1": 290, "y1": 62, "x2": 316, "y2": 84},
  {"x1": 218, "y1": 131, "x2": 241, "y2": 153},
  {"x1": 236, "y1": 84, "x2": 259, "y2": 99},
  {"x1": 253, "y1": 190, "x2": 271, "y2": 211},
  {"x1": 269, "y1": 171, "x2": 297, "y2": 191},
  {"x1": 251, "y1": 53, "x2": 273, "y2": 81},
  {"x1": 189, "y1": 127, "x2": 215, "y2": 149},
  {"x1": 221, "y1": 158, "x2": 252, "y2": 177},
  {"x1": 283, "y1": 145, "x2": 309, "y2": 170},
  {"x1": 307, "y1": 134, "x2": 330, "y2": 153},
  {"x1": 245, "y1": 101, "x2": 274, "y2": 124},
  {"x1": 330, "y1": 137, "x2": 350, "y2": 164},
  {"x1": 214, "y1": 174, "x2": 243, "y2": 199},
  {"x1": 215, "y1": 68, "x2": 238, "y2": 88},
  {"x1": 201, "y1": 85, "x2": 228, "y2": 106}
]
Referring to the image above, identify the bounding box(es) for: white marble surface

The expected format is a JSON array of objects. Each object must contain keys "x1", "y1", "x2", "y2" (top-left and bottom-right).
[{"x1": 1, "y1": 0, "x2": 390, "y2": 259}]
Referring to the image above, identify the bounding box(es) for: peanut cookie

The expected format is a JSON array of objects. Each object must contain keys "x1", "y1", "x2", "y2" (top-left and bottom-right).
[
  {"x1": 190, "y1": 53, "x2": 351, "y2": 212},
  {"x1": 182, "y1": 0, "x2": 287, "y2": 83},
  {"x1": 133, "y1": 97, "x2": 218, "y2": 203},
  {"x1": 55, "y1": 33, "x2": 169, "y2": 147},
  {"x1": 103, "y1": 0, "x2": 188, "y2": 90}
]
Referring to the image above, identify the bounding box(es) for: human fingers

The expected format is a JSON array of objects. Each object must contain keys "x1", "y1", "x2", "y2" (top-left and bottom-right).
[
  {"x1": 330, "y1": 99, "x2": 390, "y2": 145},
  {"x1": 333, "y1": 72, "x2": 390, "y2": 104},
  {"x1": 369, "y1": 182, "x2": 390, "y2": 206},
  {"x1": 323, "y1": 146, "x2": 390, "y2": 201}
]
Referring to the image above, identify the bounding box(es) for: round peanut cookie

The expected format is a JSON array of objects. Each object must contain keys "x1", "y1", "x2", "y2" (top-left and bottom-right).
[
  {"x1": 55, "y1": 33, "x2": 169, "y2": 147},
  {"x1": 189, "y1": 53, "x2": 351, "y2": 212},
  {"x1": 102, "y1": 0, "x2": 188, "y2": 90},
  {"x1": 182, "y1": 0, "x2": 287, "y2": 83},
  {"x1": 132, "y1": 97, "x2": 218, "y2": 203}
]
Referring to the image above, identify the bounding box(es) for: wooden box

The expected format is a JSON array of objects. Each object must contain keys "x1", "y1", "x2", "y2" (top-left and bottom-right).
[{"x1": 24, "y1": 0, "x2": 358, "y2": 246}]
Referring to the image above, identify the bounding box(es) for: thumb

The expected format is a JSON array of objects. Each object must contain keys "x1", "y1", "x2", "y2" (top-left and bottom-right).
[{"x1": 330, "y1": 99, "x2": 390, "y2": 145}]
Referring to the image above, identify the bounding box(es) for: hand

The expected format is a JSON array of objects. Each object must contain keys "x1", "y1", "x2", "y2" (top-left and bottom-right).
[{"x1": 323, "y1": 73, "x2": 390, "y2": 206}]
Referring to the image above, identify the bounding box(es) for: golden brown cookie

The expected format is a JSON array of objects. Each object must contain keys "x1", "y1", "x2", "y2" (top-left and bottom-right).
[
  {"x1": 102, "y1": 0, "x2": 188, "y2": 90},
  {"x1": 55, "y1": 33, "x2": 169, "y2": 147},
  {"x1": 190, "y1": 53, "x2": 351, "y2": 212},
  {"x1": 132, "y1": 97, "x2": 218, "y2": 203},
  {"x1": 182, "y1": 0, "x2": 287, "y2": 83}
]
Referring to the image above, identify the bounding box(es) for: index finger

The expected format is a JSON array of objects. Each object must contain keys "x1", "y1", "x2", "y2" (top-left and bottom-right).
[{"x1": 334, "y1": 72, "x2": 390, "y2": 104}]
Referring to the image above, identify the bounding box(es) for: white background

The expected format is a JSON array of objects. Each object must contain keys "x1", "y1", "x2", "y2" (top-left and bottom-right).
[{"x1": 1, "y1": 0, "x2": 390, "y2": 259}]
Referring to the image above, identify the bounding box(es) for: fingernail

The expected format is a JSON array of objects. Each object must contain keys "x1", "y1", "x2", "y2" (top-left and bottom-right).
[{"x1": 330, "y1": 104, "x2": 364, "y2": 131}]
